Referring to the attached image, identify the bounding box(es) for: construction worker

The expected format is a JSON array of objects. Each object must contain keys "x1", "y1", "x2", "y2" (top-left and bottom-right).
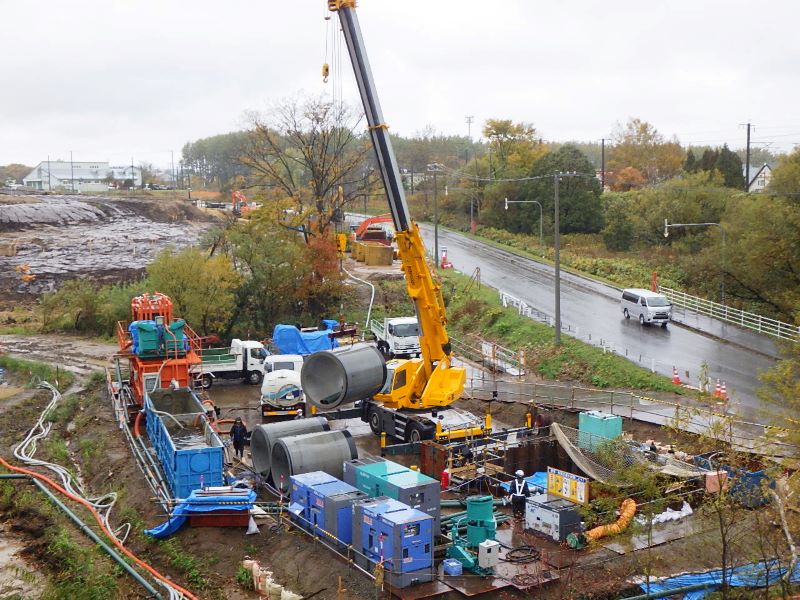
[
  {"x1": 510, "y1": 470, "x2": 531, "y2": 519},
  {"x1": 229, "y1": 417, "x2": 248, "y2": 461}
]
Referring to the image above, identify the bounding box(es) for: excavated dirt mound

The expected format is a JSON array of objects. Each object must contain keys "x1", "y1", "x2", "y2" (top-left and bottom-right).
[{"x1": 0, "y1": 194, "x2": 221, "y2": 308}]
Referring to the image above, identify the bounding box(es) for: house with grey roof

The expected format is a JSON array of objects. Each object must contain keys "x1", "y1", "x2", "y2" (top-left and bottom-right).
[
  {"x1": 22, "y1": 161, "x2": 141, "y2": 192},
  {"x1": 744, "y1": 163, "x2": 772, "y2": 193}
]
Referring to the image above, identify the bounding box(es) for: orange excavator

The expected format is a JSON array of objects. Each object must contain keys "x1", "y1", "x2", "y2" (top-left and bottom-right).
[
  {"x1": 232, "y1": 191, "x2": 254, "y2": 216},
  {"x1": 354, "y1": 213, "x2": 394, "y2": 246}
]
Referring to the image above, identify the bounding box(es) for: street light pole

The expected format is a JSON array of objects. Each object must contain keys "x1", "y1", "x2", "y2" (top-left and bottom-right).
[{"x1": 664, "y1": 219, "x2": 726, "y2": 304}]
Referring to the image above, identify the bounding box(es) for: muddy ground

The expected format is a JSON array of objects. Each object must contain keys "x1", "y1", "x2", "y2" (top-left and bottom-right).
[
  {"x1": 0, "y1": 194, "x2": 220, "y2": 308},
  {"x1": 2, "y1": 334, "x2": 771, "y2": 600}
]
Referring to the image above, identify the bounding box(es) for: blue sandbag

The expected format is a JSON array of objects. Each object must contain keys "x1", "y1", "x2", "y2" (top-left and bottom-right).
[
  {"x1": 144, "y1": 489, "x2": 256, "y2": 538},
  {"x1": 499, "y1": 471, "x2": 548, "y2": 493},
  {"x1": 639, "y1": 559, "x2": 800, "y2": 599}
]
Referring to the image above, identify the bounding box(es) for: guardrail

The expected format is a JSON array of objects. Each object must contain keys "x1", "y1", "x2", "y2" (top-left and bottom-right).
[
  {"x1": 500, "y1": 290, "x2": 551, "y2": 325},
  {"x1": 660, "y1": 287, "x2": 799, "y2": 343}
]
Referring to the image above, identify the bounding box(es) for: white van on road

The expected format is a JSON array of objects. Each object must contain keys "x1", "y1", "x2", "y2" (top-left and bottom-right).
[{"x1": 621, "y1": 288, "x2": 672, "y2": 327}]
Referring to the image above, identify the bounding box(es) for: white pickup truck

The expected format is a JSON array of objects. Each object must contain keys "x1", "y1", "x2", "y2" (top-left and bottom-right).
[
  {"x1": 260, "y1": 355, "x2": 305, "y2": 418},
  {"x1": 195, "y1": 339, "x2": 266, "y2": 388},
  {"x1": 369, "y1": 317, "x2": 420, "y2": 358}
]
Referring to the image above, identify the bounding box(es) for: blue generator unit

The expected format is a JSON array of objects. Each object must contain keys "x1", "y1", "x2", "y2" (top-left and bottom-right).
[
  {"x1": 343, "y1": 458, "x2": 441, "y2": 532},
  {"x1": 352, "y1": 497, "x2": 434, "y2": 588},
  {"x1": 289, "y1": 472, "x2": 367, "y2": 546}
]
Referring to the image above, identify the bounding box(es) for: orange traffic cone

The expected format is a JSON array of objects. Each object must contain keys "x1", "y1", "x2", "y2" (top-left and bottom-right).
[
  {"x1": 719, "y1": 381, "x2": 728, "y2": 400},
  {"x1": 712, "y1": 379, "x2": 722, "y2": 398},
  {"x1": 672, "y1": 366, "x2": 682, "y2": 385}
]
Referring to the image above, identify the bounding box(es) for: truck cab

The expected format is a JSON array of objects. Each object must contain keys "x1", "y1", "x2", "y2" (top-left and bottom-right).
[
  {"x1": 371, "y1": 317, "x2": 421, "y2": 358},
  {"x1": 196, "y1": 339, "x2": 266, "y2": 388}
]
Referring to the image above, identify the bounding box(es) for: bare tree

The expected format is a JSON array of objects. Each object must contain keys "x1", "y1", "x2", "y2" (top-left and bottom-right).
[{"x1": 241, "y1": 95, "x2": 373, "y2": 236}]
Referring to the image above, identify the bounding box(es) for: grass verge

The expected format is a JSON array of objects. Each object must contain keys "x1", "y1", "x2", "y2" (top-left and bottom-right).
[{"x1": 0, "y1": 355, "x2": 75, "y2": 391}]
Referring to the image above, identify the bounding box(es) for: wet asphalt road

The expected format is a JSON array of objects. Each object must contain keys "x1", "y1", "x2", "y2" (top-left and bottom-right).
[{"x1": 420, "y1": 224, "x2": 778, "y2": 420}]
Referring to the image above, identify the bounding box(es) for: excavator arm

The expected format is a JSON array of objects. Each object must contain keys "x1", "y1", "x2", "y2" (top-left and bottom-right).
[{"x1": 329, "y1": 0, "x2": 465, "y2": 408}]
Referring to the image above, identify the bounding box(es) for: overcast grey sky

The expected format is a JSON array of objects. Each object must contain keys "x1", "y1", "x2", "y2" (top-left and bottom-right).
[{"x1": 2, "y1": 0, "x2": 799, "y2": 168}]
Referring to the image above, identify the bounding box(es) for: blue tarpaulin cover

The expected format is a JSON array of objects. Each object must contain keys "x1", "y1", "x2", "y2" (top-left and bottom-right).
[
  {"x1": 272, "y1": 324, "x2": 339, "y2": 355},
  {"x1": 499, "y1": 471, "x2": 548, "y2": 493},
  {"x1": 638, "y1": 559, "x2": 800, "y2": 599},
  {"x1": 144, "y1": 489, "x2": 256, "y2": 538}
]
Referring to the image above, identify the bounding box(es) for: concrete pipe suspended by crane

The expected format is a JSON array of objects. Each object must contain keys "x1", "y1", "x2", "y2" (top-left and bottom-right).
[
  {"x1": 301, "y1": 344, "x2": 386, "y2": 410},
  {"x1": 568, "y1": 498, "x2": 637, "y2": 549}
]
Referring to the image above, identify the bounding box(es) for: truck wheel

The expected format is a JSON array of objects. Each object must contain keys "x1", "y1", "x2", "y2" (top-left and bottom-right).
[
  {"x1": 247, "y1": 370, "x2": 263, "y2": 385},
  {"x1": 368, "y1": 406, "x2": 383, "y2": 435},
  {"x1": 377, "y1": 341, "x2": 390, "y2": 358},
  {"x1": 405, "y1": 422, "x2": 424, "y2": 443},
  {"x1": 639, "y1": 314, "x2": 645, "y2": 326},
  {"x1": 661, "y1": 322, "x2": 668, "y2": 329},
  {"x1": 623, "y1": 308, "x2": 629, "y2": 319},
  {"x1": 200, "y1": 374, "x2": 213, "y2": 389}
]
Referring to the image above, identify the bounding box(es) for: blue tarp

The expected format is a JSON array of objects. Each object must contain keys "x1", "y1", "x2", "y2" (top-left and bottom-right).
[
  {"x1": 272, "y1": 324, "x2": 339, "y2": 355},
  {"x1": 639, "y1": 559, "x2": 800, "y2": 599},
  {"x1": 144, "y1": 489, "x2": 256, "y2": 538},
  {"x1": 499, "y1": 471, "x2": 548, "y2": 494}
]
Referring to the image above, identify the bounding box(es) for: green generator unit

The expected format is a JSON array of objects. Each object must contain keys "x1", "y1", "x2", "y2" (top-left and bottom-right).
[
  {"x1": 578, "y1": 410, "x2": 622, "y2": 451},
  {"x1": 446, "y1": 495, "x2": 500, "y2": 576},
  {"x1": 343, "y1": 458, "x2": 441, "y2": 531}
]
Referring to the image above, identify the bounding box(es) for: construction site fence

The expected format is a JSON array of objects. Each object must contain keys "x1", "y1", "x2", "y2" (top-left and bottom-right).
[
  {"x1": 660, "y1": 287, "x2": 799, "y2": 343},
  {"x1": 461, "y1": 378, "x2": 798, "y2": 456}
]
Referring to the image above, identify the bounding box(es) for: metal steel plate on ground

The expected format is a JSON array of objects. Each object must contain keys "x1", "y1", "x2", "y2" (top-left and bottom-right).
[{"x1": 546, "y1": 467, "x2": 588, "y2": 504}]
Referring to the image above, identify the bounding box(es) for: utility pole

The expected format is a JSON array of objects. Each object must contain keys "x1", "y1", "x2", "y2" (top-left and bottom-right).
[
  {"x1": 171, "y1": 150, "x2": 175, "y2": 189},
  {"x1": 744, "y1": 122, "x2": 751, "y2": 192},
  {"x1": 466, "y1": 115, "x2": 474, "y2": 140},
  {"x1": 601, "y1": 138, "x2": 606, "y2": 190},
  {"x1": 427, "y1": 163, "x2": 442, "y2": 267},
  {"x1": 70, "y1": 151, "x2": 75, "y2": 193},
  {"x1": 410, "y1": 166, "x2": 414, "y2": 194},
  {"x1": 47, "y1": 155, "x2": 51, "y2": 192},
  {"x1": 131, "y1": 156, "x2": 135, "y2": 190},
  {"x1": 554, "y1": 173, "x2": 561, "y2": 345}
]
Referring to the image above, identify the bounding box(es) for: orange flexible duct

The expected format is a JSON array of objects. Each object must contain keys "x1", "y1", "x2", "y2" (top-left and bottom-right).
[
  {"x1": 133, "y1": 411, "x2": 143, "y2": 438},
  {"x1": 586, "y1": 498, "x2": 637, "y2": 541},
  {"x1": 0, "y1": 456, "x2": 198, "y2": 600}
]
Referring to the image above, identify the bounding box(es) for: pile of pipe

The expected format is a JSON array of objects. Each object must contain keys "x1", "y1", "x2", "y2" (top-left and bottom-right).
[{"x1": 250, "y1": 416, "x2": 358, "y2": 492}]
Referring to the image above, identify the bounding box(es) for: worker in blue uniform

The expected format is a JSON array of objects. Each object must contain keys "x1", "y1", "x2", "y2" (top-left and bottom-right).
[
  {"x1": 510, "y1": 470, "x2": 531, "y2": 519},
  {"x1": 229, "y1": 417, "x2": 248, "y2": 460}
]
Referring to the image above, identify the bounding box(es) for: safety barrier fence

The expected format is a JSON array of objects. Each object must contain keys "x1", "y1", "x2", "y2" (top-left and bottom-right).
[
  {"x1": 461, "y1": 378, "x2": 798, "y2": 458},
  {"x1": 660, "y1": 287, "x2": 799, "y2": 343}
]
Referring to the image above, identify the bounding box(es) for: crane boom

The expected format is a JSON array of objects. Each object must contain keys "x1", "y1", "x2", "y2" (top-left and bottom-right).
[{"x1": 330, "y1": 0, "x2": 465, "y2": 408}]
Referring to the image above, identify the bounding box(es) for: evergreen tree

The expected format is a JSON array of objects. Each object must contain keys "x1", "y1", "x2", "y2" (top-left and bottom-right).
[
  {"x1": 714, "y1": 144, "x2": 745, "y2": 189},
  {"x1": 699, "y1": 149, "x2": 719, "y2": 172},
  {"x1": 683, "y1": 149, "x2": 697, "y2": 173}
]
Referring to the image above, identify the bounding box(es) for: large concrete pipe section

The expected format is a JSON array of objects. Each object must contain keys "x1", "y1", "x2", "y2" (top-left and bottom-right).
[
  {"x1": 301, "y1": 344, "x2": 386, "y2": 410},
  {"x1": 250, "y1": 416, "x2": 330, "y2": 478},
  {"x1": 270, "y1": 430, "x2": 358, "y2": 492}
]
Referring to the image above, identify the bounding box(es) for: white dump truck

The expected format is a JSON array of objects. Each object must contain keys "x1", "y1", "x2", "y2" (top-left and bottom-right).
[
  {"x1": 195, "y1": 339, "x2": 266, "y2": 388},
  {"x1": 260, "y1": 354, "x2": 305, "y2": 419},
  {"x1": 369, "y1": 317, "x2": 421, "y2": 358}
]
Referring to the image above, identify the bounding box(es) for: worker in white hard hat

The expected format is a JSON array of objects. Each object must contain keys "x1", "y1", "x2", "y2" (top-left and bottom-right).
[{"x1": 510, "y1": 470, "x2": 531, "y2": 519}]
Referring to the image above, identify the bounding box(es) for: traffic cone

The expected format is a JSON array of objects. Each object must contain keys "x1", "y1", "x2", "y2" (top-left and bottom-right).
[
  {"x1": 719, "y1": 381, "x2": 728, "y2": 401},
  {"x1": 672, "y1": 366, "x2": 682, "y2": 385},
  {"x1": 440, "y1": 247, "x2": 453, "y2": 269},
  {"x1": 712, "y1": 379, "x2": 722, "y2": 398}
]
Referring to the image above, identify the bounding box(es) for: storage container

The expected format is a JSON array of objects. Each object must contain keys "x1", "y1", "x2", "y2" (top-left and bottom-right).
[{"x1": 578, "y1": 410, "x2": 622, "y2": 451}]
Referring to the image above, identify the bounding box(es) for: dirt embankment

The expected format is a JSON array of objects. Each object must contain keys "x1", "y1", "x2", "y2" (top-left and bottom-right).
[{"x1": 0, "y1": 194, "x2": 222, "y2": 308}]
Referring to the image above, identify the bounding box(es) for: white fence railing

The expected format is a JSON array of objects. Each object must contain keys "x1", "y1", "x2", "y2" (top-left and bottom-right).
[
  {"x1": 500, "y1": 290, "x2": 551, "y2": 325},
  {"x1": 660, "y1": 287, "x2": 799, "y2": 343}
]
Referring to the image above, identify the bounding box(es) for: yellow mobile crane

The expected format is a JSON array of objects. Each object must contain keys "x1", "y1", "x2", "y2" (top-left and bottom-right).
[{"x1": 325, "y1": 0, "x2": 488, "y2": 442}]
